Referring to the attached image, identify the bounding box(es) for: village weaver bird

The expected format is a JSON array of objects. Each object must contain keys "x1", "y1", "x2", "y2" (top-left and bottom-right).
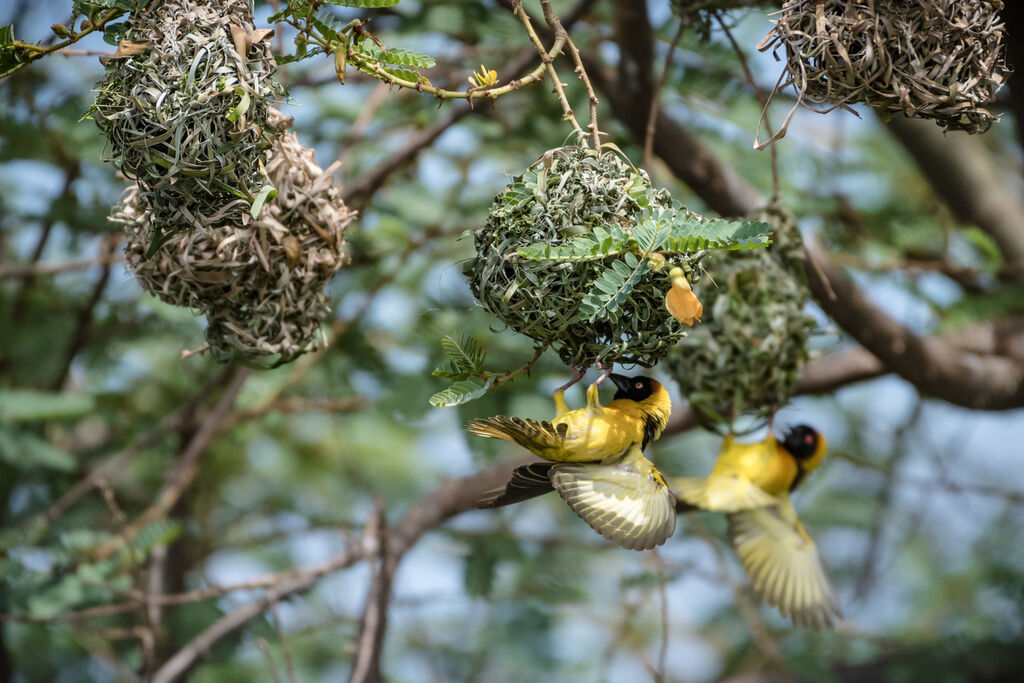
[
  {"x1": 469, "y1": 374, "x2": 675, "y2": 551},
  {"x1": 671, "y1": 425, "x2": 841, "y2": 628}
]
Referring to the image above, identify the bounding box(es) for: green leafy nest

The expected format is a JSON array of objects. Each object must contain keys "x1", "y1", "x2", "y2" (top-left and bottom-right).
[
  {"x1": 92, "y1": 0, "x2": 282, "y2": 230},
  {"x1": 465, "y1": 145, "x2": 689, "y2": 368},
  {"x1": 664, "y1": 207, "x2": 814, "y2": 423}
]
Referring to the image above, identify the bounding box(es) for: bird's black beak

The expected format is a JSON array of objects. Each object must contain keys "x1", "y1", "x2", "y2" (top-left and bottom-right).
[{"x1": 609, "y1": 374, "x2": 632, "y2": 393}]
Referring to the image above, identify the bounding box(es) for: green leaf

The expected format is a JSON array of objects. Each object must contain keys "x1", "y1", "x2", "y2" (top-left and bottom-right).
[
  {"x1": 433, "y1": 333, "x2": 486, "y2": 380},
  {"x1": 250, "y1": 183, "x2": 277, "y2": 219},
  {"x1": 102, "y1": 21, "x2": 130, "y2": 46},
  {"x1": 0, "y1": 426, "x2": 76, "y2": 471},
  {"x1": 632, "y1": 213, "x2": 671, "y2": 255},
  {"x1": 429, "y1": 376, "x2": 495, "y2": 407},
  {"x1": 0, "y1": 25, "x2": 29, "y2": 78},
  {"x1": 357, "y1": 44, "x2": 435, "y2": 68},
  {"x1": 661, "y1": 213, "x2": 771, "y2": 253},
  {"x1": 578, "y1": 255, "x2": 651, "y2": 323},
  {"x1": 323, "y1": 0, "x2": 402, "y2": 7},
  {"x1": 0, "y1": 389, "x2": 94, "y2": 421},
  {"x1": 517, "y1": 225, "x2": 632, "y2": 261}
]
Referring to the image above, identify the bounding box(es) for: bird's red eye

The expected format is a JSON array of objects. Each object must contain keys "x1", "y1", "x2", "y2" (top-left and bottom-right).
[
  {"x1": 805, "y1": 434, "x2": 815, "y2": 444},
  {"x1": 635, "y1": 382, "x2": 643, "y2": 389}
]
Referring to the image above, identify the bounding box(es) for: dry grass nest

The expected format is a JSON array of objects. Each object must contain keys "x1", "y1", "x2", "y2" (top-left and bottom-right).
[
  {"x1": 93, "y1": 0, "x2": 281, "y2": 229},
  {"x1": 762, "y1": 0, "x2": 1009, "y2": 134},
  {"x1": 113, "y1": 110, "x2": 353, "y2": 366},
  {"x1": 665, "y1": 206, "x2": 815, "y2": 425},
  {"x1": 464, "y1": 145, "x2": 700, "y2": 368}
]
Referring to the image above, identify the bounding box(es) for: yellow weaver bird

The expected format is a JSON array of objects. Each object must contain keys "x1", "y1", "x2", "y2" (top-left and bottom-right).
[
  {"x1": 469, "y1": 374, "x2": 675, "y2": 551},
  {"x1": 671, "y1": 425, "x2": 841, "y2": 628}
]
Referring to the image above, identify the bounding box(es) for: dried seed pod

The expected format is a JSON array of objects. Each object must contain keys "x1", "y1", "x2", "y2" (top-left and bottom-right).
[
  {"x1": 763, "y1": 0, "x2": 1009, "y2": 134},
  {"x1": 664, "y1": 206, "x2": 815, "y2": 424},
  {"x1": 93, "y1": 0, "x2": 281, "y2": 229},
  {"x1": 464, "y1": 145, "x2": 701, "y2": 368},
  {"x1": 114, "y1": 110, "x2": 354, "y2": 365}
]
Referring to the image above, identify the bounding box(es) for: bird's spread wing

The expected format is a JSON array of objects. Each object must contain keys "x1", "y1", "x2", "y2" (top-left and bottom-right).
[
  {"x1": 727, "y1": 504, "x2": 841, "y2": 629},
  {"x1": 671, "y1": 475, "x2": 779, "y2": 512},
  {"x1": 466, "y1": 416, "x2": 568, "y2": 453},
  {"x1": 475, "y1": 463, "x2": 554, "y2": 509},
  {"x1": 550, "y1": 458, "x2": 676, "y2": 551}
]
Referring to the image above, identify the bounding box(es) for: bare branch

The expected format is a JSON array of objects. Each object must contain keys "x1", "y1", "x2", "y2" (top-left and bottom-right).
[
  {"x1": 348, "y1": 503, "x2": 389, "y2": 683},
  {"x1": 150, "y1": 461, "x2": 519, "y2": 682}
]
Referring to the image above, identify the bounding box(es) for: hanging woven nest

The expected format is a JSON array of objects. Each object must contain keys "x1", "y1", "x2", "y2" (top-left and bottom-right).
[
  {"x1": 464, "y1": 145, "x2": 703, "y2": 368},
  {"x1": 664, "y1": 206, "x2": 815, "y2": 424},
  {"x1": 762, "y1": 0, "x2": 1009, "y2": 134},
  {"x1": 93, "y1": 0, "x2": 281, "y2": 230},
  {"x1": 113, "y1": 110, "x2": 354, "y2": 365}
]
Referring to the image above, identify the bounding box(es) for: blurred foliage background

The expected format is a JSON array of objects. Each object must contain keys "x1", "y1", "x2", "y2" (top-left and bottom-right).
[{"x1": 2, "y1": 1, "x2": 1024, "y2": 681}]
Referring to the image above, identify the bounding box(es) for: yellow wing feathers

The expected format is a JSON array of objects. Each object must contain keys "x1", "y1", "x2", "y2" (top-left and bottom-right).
[
  {"x1": 671, "y1": 474, "x2": 780, "y2": 512},
  {"x1": 469, "y1": 374, "x2": 674, "y2": 551},
  {"x1": 727, "y1": 503, "x2": 841, "y2": 629},
  {"x1": 550, "y1": 449, "x2": 677, "y2": 551},
  {"x1": 672, "y1": 425, "x2": 840, "y2": 629}
]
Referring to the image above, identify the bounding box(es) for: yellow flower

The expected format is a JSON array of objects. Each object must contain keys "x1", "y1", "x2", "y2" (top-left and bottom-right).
[
  {"x1": 468, "y1": 64, "x2": 498, "y2": 88},
  {"x1": 665, "y1": 267, "x2": 702, "y2": 326}
]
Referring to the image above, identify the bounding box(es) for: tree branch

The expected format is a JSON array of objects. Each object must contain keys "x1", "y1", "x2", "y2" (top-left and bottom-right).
[
  {"x1": 348, "y1": 504, "x2": 389, "y2": 683},
  {"x1": 149, "y1": 461, "x2": 519, "y2": 681},
  {"x1": 803, "y1": 240, "x2": 1024, "y2": 409},
  {"x1": 886, "y1": 116, "x2": 1024, "y2": 269},
  {"x1": 91, "y1": 367, "x2": 251, "y2": 561}
]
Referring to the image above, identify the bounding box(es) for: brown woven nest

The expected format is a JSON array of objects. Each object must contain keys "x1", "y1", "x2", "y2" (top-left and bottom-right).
[
  {"x1": 93, "y1": 0, "x2": 280, "y2": 229},
  {"x1": 762, "y1": 0, "x2": 1009, "y2": 134},
  {"x1": 113, "y1": 110, "x2": 353, "y2": 365}
]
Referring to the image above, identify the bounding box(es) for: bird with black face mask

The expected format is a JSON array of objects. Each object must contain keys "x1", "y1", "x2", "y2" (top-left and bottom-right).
[
  {"x1": 468, "y1": 374, "x2": 675, "y2": 551},
  {"x1": 671, "y1": 426, "x2": 841, "y2": 629}
]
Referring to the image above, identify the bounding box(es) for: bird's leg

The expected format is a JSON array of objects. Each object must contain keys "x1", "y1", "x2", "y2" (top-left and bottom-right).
[
  {"x1": 552, "y1": 365, "x2": 583, "y2": 416},
  {"x1": 592, "y1": 362, "x2": 613, "y2": 386},
  {"x1": 585, "y1": 363, "x2": 613, "y2": 413}
]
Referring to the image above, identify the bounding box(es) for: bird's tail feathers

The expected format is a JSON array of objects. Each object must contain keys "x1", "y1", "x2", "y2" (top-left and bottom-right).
[
  {"x1": 466, "y1": 416, "x2": 566, "y2": 451},
  {"x1": 476, "y1": 463, "x2": 555, "y2": 509}
]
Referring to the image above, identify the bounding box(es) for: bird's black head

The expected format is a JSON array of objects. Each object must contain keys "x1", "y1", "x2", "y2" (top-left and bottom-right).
[
  {"x1": 609, "y1": 374, "x2": 655, "y2": 401},
  {"x1": 782, "y1": 424, "x2": 822, "y2": 461}
]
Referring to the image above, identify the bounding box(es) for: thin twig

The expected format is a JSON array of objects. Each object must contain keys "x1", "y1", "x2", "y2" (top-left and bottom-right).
[
  {"x1": 715, "y1": 11, "x2": 780, "y2": 199},
  {"x1": 269, "y1": 601, "x2": 297, "y2": 683},
  {"x1": 90, "y1": 367, "x2": 251, "y2": 561},
  {"x1": 0, "y1": 254, "x2": 125, "y2": 278},
  {"x1": 512, "y1": 0, "x2": 584, "y2": 139},
  {"x1": 348, "y1": 502, "x2": 389, "y2": 683},
  {"x1": 539, "y1": 0, "x2": 600, "y2": 148},
  {"x1": 644, "y1": 20, "x2": 685, "y2": 171},
  {"x1": 50, "y1": 234, "x2": 120, "y2": 390}
]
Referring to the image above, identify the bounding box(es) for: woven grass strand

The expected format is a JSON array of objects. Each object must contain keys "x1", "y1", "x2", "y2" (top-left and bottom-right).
[
  {"x1": 465, "y1": 145, "x2": 699, "y2": 368},
  {"x1": 762, "y1": 0, "x2": 1009, "y2": 134}
]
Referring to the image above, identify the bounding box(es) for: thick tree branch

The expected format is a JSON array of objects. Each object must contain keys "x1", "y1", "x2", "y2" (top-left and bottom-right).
[
  {"x1": 804, "y1": 241, "x2": 1024, "y2": 409},
  {"x1": 886, "y1": 116, "x2": 1024, "y2": 269}
]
